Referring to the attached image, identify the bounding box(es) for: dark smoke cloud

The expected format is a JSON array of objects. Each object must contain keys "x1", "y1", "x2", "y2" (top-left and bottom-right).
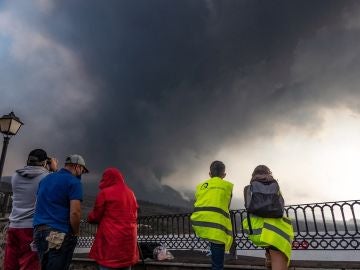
[{"x1": 2, "y1": 0, "x2": 360, "y2": 205}]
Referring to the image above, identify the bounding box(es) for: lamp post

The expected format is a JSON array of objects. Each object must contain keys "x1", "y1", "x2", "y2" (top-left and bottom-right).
[{"x1": 0, "y1": 111, "x2": 23, "y2": 181}]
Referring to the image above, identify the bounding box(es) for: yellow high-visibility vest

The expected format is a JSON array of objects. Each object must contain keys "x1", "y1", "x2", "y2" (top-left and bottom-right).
[
  {"x1": 242, "y1": 214, "x2": 294, "y2": 264},
  {"x1": 190, "y1": 177, "x2": 233, "y2": 251}
]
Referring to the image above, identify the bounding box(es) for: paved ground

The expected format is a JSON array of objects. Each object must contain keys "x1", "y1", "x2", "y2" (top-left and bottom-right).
[
  {"x1": 74, "y1": 250, "x2": 360, "y2": 269},
  {"x1": 168, "y1": 250, "x2": 360, "y2": 269}
]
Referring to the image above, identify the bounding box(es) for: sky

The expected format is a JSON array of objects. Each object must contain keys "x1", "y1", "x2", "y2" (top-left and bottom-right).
[{"x1": 1, "y1": 0, "x2": 360, "y2": 208}]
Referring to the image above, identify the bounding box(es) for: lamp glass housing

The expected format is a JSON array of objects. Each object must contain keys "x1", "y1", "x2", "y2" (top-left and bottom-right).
[{"x1": 0, "y1": 112, "x2": 23, "y2": 136}]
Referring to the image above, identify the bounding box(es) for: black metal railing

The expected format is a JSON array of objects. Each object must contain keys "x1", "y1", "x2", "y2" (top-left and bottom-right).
[
  {"x1": 1, "y1": 198, "x2": 359, "y2": 251},
  {"x1": 136, "y1": 200, "x2": 360, "y2": 251},
  {"x1": 77, "y1": 220, "x2": 97, "y2": 248},
  {"x1": 0, "y1": 192, "x2": 11, "y2": 217},
  {"x1": 235, "y1": 200, "x2": 360, "y2": 250}
]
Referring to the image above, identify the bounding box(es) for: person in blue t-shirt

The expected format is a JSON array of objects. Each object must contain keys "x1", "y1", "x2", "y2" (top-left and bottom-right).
[{"x1": 33, "y1": 154, "x2": 89, "y2": 270}]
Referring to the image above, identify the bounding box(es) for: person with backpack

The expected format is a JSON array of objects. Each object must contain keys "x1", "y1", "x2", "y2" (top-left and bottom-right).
[
  {"x1": 242, "y1": 165, "x2": 294, "y2": 270},
  {"x1": 191, "y1": 161, "x2": 233, "y2": 270}
]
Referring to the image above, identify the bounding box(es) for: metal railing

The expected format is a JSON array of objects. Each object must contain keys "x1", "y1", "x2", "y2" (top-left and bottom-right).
[
  {"x1": 136, "y1": 200, "x2": 360, "y2": 251},
  {"x1": 0, "y1": 192, "x2": 11, "y2": 217},
  {"x1": 1, "y1": 198, "x2": 360, "y2": 251}
]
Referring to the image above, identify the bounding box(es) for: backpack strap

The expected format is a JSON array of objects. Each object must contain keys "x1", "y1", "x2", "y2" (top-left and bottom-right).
[{"x1": 246, "y1": 212, "x2": 253, "y2": 235}]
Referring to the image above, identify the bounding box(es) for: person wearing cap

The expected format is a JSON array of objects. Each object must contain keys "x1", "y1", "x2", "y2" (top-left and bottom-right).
[
  {"x1": 190, "y1": 161, "x2": 234, "y2": 270},
  {"x1": 3, "y1": 149, "x2": 58, "y2": 270},
  {"x1": 33, "y1": 154, "x2": 88, "y2": 270}
]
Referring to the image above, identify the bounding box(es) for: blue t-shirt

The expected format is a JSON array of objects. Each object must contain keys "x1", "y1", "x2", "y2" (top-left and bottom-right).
[{"x1": 33, "y1": 168, "x2": 83, "y2": 233}]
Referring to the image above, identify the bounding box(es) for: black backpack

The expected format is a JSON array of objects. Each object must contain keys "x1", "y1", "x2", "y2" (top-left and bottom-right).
[{"x1": 244, "y1": 179, "x2": 284, "y2": 218}]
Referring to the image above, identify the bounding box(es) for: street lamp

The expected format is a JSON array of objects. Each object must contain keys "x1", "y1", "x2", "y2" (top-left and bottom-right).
[{"x1": 0, "y1": 111, "x2": 23, "y2": 181}]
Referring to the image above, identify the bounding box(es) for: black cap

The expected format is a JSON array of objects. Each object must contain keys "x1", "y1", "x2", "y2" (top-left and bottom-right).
[{"x1": 27, "y1": 149, "x2": 48, "y2": 164}]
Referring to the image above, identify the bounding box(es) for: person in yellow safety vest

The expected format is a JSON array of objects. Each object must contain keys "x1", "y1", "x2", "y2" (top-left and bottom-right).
[
  {"x1": 242, "y1": 165, "x2": 294, "y2": 270},
  {"x1": 190, "y1": 161, "x2": 233, "y2": 270}
]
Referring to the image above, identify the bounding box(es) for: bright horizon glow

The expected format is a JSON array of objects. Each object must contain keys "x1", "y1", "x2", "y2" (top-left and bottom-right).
[{"x1": 165, "y1": 108, "x2": 360, "y2": 207}]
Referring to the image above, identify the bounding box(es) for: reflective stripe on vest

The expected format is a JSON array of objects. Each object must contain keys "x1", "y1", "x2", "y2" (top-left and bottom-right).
[
  {"x1": 191, "y1": 177, "x2": 233, "y2": 251},
  {"x1": 191, "y1": 220, "x2": 232, "y2": 236},
  {"x1": 193, "y1": 206, "x2": 230, "y2": 218},
  {"x1": 242, "y1": 215, "x2": 294, "y2": 263}
]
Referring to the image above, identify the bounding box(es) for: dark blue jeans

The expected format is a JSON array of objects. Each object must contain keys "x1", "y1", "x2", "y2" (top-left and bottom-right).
[
  {"x1": 34, "y1": 227, "x2": 78, "y2": 270},
  {"x1": 210, "y1": 242, "x2": 225, "y2": 270}
]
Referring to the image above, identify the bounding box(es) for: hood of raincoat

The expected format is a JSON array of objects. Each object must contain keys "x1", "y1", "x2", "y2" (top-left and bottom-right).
[{"x1": 99, "y1": 167, "x2": 125, "y2": 189}]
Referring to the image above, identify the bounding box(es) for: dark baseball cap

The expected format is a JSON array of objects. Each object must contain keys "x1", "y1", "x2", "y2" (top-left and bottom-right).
[{"x1": 27, "y1": 149, "x2": 48, "y2": 163}]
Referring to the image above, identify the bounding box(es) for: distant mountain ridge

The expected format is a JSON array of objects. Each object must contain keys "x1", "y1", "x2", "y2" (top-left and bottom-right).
[
  {"x1": 81, "y1": 194, "x2": 192, "y2": 217},
  {"x1": 1, "y1": 176, "x2": 193, "y2": 217},
  {"x1": 1, "y1": 174, "x2": 193, "y2": 210},
  {"x1": 83, "y1": 179, "x2": 192, "y2": 208}
]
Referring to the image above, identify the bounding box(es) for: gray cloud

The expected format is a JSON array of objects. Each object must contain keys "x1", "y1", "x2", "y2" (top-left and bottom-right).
[{"x1": 1, "y1": 0, "x2": 360, "y2": 206}]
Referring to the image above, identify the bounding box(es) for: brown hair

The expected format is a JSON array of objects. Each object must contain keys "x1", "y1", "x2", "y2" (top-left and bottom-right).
[{"x1": 252, "y1": 165, "x2": 272, "y2": 177}]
